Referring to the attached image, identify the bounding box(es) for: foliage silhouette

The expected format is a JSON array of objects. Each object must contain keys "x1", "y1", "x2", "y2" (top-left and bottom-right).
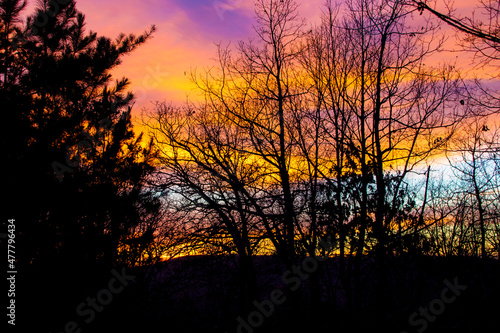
[{"x1": 1, "y1": 0, "x2": 159, "y2": 330}]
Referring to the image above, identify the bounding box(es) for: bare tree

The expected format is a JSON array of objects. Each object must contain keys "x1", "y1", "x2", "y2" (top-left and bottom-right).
[
  {"x1": 180, "y1": 0, "x2": 309, "y2": 267},
  {"x1": 298, "y1": 0, "x2": 466, "y2": 311},
  {"x1": 144, "y1": 101, "x2": 264, "y2": 310},
  {"x1": 445, "y1": 117, "x2": 500, "y2": 258}
]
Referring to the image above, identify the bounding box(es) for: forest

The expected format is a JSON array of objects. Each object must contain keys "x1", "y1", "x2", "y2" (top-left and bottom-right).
[{"x1": 2, "y1": 0, "x2": 499, "y2": 332}]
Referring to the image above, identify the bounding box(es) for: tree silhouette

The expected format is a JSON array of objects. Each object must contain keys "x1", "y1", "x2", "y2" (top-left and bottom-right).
[
  {"x1": 1, "y1": 0, "x2": 158, "y2": 330},
  {"x1": 3, "y1": 0, "x2": 499, "y2": 331}
]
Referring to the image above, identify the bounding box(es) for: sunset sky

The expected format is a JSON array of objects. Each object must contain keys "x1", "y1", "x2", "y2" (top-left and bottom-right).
[
  {"x1": 72, "y1": 0, "x2": 324, "y2": 111},
  {"x1": 25, "y1": 0, "x2": 487, "y2": 118}
]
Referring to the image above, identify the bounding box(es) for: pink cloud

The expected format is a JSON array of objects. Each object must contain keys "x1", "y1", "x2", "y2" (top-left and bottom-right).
[{"x1": 21, "y1": 0, "x2": 490, "y2": 118}]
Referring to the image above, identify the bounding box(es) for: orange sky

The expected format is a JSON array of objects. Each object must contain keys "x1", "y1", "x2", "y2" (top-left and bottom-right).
[
  {"x1": 72, "y1": 0, "x2": 325, "y2": 112},
  {"x1": 23, "y1": 0, "x2": 491, "y2": 121}
]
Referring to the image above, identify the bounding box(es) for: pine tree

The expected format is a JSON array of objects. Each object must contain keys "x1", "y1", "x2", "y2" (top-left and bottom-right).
[{"x1": 1, "y1": 1, "x2": 158, "y2": 329}]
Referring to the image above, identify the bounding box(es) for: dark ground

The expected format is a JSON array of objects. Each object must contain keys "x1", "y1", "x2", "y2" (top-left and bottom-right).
[
  {"x1": 86, "y1": 255, "x2": 500, "y2": 333},
  {"x1": 12, "y1": 255, "x2": 499, "y2": 333}
]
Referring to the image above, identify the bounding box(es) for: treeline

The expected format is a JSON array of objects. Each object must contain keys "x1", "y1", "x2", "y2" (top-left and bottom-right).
[{"x1": 144, "y1": 0, "x2": 499, "y2": 307}]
